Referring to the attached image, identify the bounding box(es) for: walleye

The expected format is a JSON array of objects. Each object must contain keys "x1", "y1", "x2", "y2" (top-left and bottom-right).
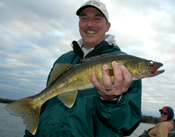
[{"x1": 4, "y1": 53, "x2": 164, "y2": 135}]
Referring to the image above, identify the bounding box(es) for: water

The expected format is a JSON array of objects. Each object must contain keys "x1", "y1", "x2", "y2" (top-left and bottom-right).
[
  {"x1": 0, "y1": 103, "x2": 25, "y2": 137},
  {"x1": 125, "y1": 123, "x2": 155, "y2": 137},
  {"x1": 0, "y1": 103, "x2": 154, "y2": 137}
]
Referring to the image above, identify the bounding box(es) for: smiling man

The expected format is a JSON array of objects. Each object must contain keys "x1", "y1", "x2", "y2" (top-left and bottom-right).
[
  {"x1": 78, "y1": 7, "x2": 110, "y2": 49},
  {"x1": 24, "y1": 0, "x2": 142, "y2": 137}
]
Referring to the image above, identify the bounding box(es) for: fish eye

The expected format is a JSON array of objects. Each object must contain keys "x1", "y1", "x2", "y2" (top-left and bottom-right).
[{"x1": 148, "y1": 60, "x2": 154, "y2": 66}]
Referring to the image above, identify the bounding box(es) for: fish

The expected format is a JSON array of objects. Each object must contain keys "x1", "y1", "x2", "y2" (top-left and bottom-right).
[{"x1": 4, "y1": 53, "x2": 164, "y2": 135}]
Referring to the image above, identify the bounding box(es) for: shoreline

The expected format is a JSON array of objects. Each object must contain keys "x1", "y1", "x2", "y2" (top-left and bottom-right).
[{"x1": 0, "y1": 98, "x2": 16, "y2": 104}]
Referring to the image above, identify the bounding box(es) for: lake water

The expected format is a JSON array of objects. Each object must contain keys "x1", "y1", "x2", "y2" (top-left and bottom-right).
[
  {"x1": 0, "y1": 103, "x2": 25, "y2": 137},
  {"x1": 0, "y1": 103, "x2": 154, "y2": 137}
]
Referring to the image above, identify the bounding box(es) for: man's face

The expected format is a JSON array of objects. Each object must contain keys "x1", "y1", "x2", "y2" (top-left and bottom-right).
[{"x1": 79, "y1": 8, "x2": 110, "y2": 49}]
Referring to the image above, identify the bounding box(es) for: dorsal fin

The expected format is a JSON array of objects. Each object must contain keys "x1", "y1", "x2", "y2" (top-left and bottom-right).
[
  {"x1": 48, "y1": 64, "x2": 73, "y2": 86},
  {"x1": 80, "y1": 53, "x2": 118, "y2": 63}
]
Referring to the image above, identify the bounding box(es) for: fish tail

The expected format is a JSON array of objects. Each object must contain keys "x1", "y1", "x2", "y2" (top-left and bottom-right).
[{"x1": 4, "y1": 96, "x2": 41, "y2": 135}]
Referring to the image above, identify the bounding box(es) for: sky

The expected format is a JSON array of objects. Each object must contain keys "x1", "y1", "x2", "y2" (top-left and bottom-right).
[{"x1": 0, "y1": 0, "x2": 175, "y2": 117}]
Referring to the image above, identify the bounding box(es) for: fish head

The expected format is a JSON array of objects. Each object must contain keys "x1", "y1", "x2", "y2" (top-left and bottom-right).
[
  {"x1": 126, "y1": 59, "x2": 164, "y2": 80},
  {"x1": 137, "y1": 60, "x2": 164, "y2": 79}
]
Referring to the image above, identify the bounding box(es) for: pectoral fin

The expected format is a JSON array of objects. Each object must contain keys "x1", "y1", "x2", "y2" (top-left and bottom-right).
[
  {"x1": 58, "y1": 91, "x2": 78, "y2": 108},
  {"x1": 105, "y1": 68, "x2": 114, "y2": 77}
]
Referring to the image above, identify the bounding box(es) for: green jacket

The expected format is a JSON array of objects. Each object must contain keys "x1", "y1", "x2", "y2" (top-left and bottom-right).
[{"x1": 24, "y1": 41, "x2": 142, "y2": 137}]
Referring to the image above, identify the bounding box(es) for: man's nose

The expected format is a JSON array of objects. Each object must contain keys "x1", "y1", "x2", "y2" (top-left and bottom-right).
[{"x1": 87, "y1": 19, "x2": 93, "y2": 27}]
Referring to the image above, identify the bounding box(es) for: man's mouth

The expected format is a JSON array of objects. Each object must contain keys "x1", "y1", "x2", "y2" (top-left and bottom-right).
[
  {"x1": 86, "y1": 31, "x2": 96, "y2": 34},
  {"x1": 83, "y1": 27, "x2": 98, "y2": 34}
]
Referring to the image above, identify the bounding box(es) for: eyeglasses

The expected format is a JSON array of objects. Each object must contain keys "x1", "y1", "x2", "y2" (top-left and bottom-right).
[{"x1": 160, "y1": 110, "x2": 168, "y2": 115}]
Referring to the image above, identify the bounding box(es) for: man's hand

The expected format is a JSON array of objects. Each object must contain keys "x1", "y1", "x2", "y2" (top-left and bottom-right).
[{"x1": 91, "y1": 61, "x2": 132, "y2": 100}]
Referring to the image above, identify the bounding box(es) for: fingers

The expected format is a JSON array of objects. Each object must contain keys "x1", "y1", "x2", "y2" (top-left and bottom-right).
[
  {"x1": 120, "y1": 65, "x2": 132, "y2": 91},
  {"x1": 113, "y1": 61, "x2": 132, "y2": 94},
  {"x1": 91, "y1": 61, "x2": 132, "y2": 100},
  {"x1": 102, "y1": 64, "x2": 112, "y2": 90},
  {"x1": 113, "y1": 61, "x2": 123, "y2": 87},
  {"x1": 91, "y1": 72, "x2": 104, "y2": 91}
]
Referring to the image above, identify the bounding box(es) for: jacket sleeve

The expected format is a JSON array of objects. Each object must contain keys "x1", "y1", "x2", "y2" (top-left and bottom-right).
[{"x1": 95, "y1": 80, "x2": 142, "y2": 135}]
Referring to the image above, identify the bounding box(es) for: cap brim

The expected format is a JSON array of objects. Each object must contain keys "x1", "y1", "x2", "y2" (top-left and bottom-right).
[
  {"x1": 76, "y1": 5, "x2": 106, "y2": 18},
  {"x1": 159, "y1": 108, "x2": 168, "y2": 113}
]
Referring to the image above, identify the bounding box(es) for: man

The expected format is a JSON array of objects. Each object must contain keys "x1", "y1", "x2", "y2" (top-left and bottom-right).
[{"x1": 24, "y1": 0, "x2": 142, "y2": 136}]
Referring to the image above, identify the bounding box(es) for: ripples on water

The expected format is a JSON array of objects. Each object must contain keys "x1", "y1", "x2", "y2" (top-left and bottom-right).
[{"x1": 0, "y1": 103, "x2": 154, "y2": 137}]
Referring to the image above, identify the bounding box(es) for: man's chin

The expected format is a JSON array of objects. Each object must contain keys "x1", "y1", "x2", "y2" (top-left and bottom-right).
[{"x1": 83, "y1": 38, "x2": 97, "y2": 44}]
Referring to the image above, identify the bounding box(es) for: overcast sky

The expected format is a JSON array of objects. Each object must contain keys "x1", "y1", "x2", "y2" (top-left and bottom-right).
[{"x1": 0, "y1": 0, "x2": 175, "y2": 117}]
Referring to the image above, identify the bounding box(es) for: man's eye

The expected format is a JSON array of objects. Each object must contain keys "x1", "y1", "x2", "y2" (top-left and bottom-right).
[
  {"x1": 81, "y1": 17, "x2": 87, "y2": 20},
  {"x1": 95, "y1": 18, "x2": 100, "y2": 20}
]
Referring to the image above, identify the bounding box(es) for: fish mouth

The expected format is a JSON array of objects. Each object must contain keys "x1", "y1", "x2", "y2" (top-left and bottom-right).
[
  {"x1": 141, "y1": 63, "x2": 165, "y2": 78},
  {"x1": 150, "y1": 63, "x2": 165, "y2": 76}
]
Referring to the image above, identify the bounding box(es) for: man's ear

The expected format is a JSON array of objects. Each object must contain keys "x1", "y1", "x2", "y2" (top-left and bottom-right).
[{"x1": 106, "y1": 22, "x2": 111, "y2": 32}]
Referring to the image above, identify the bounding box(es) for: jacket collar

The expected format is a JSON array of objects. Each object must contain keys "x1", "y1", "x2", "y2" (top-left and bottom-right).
[{"x1": 75, "y1": 34, "x2": 117, "y2": 57}]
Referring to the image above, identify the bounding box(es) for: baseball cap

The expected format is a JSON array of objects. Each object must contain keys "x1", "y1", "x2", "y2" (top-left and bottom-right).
[
  {"x1": 76, "y1": 0, "x2": 109, "y2": 21},
  {"x1": 159, "y1": 107, "x2": 168, "y2": 113}
]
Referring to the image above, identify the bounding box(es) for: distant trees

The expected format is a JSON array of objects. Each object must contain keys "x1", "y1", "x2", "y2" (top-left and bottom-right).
[
  {"x1": 0, "y1": 98, "x2": 16, "y2": 103},
  {"x1": 141, "y1": 115, "x2": 160, "y2": 124},
  {"x1": 141, "y1": 115, "x2": 175, "y2": 124}
]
